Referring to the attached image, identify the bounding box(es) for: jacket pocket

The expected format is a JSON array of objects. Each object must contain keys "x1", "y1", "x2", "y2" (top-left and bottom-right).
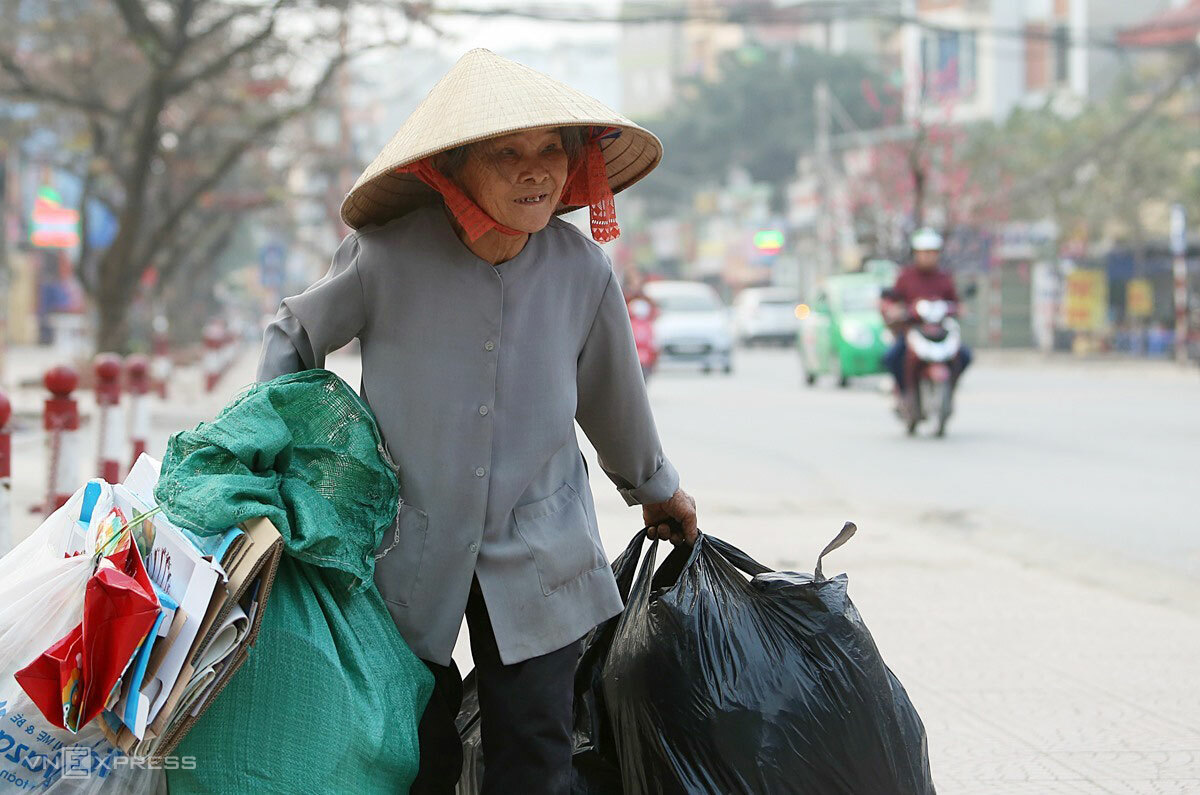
[
  {"x1": 515, "y1": 482, "x2": 606, "y2": 596},
  {"x1": 374, "y1": 501, "x2": 429, "y2": 607}
]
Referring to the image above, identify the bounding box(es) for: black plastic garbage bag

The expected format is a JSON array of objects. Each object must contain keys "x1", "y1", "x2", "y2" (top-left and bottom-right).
[
  {"x1": 458, "y1": 523, "x2": 934, "y2": 795},
  {"x1": 598, "y1": 523, "x2": 933, "y2": 794}
]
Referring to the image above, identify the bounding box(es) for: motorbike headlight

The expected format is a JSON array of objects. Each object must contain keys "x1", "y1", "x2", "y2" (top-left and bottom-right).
[{"x1": 841, "y1": 321, "x2": 874, "y2": 348}]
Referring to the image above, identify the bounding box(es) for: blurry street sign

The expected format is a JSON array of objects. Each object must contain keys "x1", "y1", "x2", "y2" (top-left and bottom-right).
[
  {"x1": 259, "y1": 242, "x2": 286, "y2": 290},
  {"x1": 753, "y1": 229, "x2": 784, "y2": 255},
  {"x1": 86, "y1": 202, "x2": 118, "y2": 250},
  {"x1": 1126, "y1": 279, "x2": 1154, "y2": 319},
  {"x1": 1063, "y1": 270, "x2": 1107, "y2": 331},
  {"x1": 30, "y1": 187, "x2": 80, "y2": 249},
  {"x1": 1169, "y1": 203, "x2": 1186, "y2": 257}
]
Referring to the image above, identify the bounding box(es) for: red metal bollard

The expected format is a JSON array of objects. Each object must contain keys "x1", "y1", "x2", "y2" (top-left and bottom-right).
[
  {"x1": 126, "y1": 354, "x2": 151, "y2": 468},
  {"x1": 152, "y1": 316, "x2": 171, "y2": 399},
  {"x1": 203, "y1": 323, "x2": 224, "y2": 393},
  {"x1": 43, "y1": 366, "x2": 80, "y2": 514},
  {"x1": 0, "y1": 390, "x2": 11, "y2": 553},
  {"x1": 94, "y1": 353, "x2": 124, "y2": 484}
]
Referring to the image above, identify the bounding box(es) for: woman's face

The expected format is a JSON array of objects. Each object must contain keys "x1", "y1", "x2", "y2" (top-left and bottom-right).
[{"x1": 456, "y1": 128, "x2": 570, "y2": 234}]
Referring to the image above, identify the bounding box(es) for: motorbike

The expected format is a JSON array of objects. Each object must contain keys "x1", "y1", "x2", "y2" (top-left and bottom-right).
[
  {"x1": 900, "y1": 298, "x2": 961, "y2": 437},
  {"x1": 628, "y1": 296, "x2": 659, "y2": 380}
]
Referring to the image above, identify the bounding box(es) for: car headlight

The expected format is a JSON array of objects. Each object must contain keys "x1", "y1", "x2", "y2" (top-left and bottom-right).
[{"x1": 841, "y1": 321, "x2": 874, "y2": 348}]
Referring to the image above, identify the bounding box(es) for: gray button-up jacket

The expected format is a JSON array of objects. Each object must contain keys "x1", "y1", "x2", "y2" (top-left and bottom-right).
[{"x1": 256, "y1": 205, "x2": 679, "y2": 665}]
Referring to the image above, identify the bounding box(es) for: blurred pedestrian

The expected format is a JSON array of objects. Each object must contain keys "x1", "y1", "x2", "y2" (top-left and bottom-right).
[{"x1": 257, "y1": 49, "x2": 697, "y2": 794}]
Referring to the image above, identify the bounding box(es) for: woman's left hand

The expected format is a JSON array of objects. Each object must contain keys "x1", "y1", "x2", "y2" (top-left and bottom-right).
[{"x1": 643, "y1": 488, "x2": 698, "y2": 545}]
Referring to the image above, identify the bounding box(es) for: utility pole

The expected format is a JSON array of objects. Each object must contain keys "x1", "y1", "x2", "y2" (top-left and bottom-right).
[
  {"x1": 815, "y1": 81, "x2": 832, "y2": 282},
  {"x1": 0, "y1": 144, "x2": 9, "y2": 385},
  {"x1": 1171, "y1": 203, "x2": 1189, "y2": 364},
  {"x1": 814, "y1": 19, "x2": 834, "y2": 281}
]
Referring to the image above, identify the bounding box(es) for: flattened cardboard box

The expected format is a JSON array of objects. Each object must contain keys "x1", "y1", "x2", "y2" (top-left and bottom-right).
[{"x1": 103, "y1": 517, "x2": 283, "y2": 760}]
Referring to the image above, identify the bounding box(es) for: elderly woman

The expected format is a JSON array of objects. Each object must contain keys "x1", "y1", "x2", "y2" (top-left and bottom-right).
[{"x1": 257, "y1": 49, "x2": 697, "y2": 793}]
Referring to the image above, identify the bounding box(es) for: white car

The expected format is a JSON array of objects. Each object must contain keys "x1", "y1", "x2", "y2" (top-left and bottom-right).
[
  {"x1": 643, "y1": 280, "x2": 734, "y2": 374},
  {"x1": 732, "y1": 287, "x2": 800, "y2": 346}
]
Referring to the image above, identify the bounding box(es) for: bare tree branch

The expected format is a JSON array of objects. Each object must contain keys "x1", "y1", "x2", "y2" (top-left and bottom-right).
[
  {"x1": 184, "y1": 0, "x2": 284, "y2": 54},
  {"x1": 0, "y1": 50, "x2": 120, "y2": 117},
  {"x1": 137, "y1": 51, "x2": 348, "y2": 268},
  {"x1": 110, "y1": 0, "x2": 168, "y2": 62},
  {"x1": 155, "y1": 210, "x2": 240, "y2": 289},
  {"x1": 73, "y1": 118, "x2": 110, "y2": 296},
  {"x1": 998, "y1": 49, "x2": 1200, "y2": 205},
  {"x1": 166, "y1": 18, "x2": 277, "y2": 96}
]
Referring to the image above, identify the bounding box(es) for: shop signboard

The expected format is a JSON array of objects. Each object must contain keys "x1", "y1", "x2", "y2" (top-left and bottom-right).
[
  {"x1": 1126, "y1": 278, "x2": 1153, "y2": 319},
  {"x1": 1063, "y1": 270, "x2": 1107, "y2": 331}
]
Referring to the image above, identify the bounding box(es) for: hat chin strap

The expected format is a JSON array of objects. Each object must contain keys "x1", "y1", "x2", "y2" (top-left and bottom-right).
[
  {"x1": 397, "y1": 128, "x2": 622, "y2": 244},
  {"x1": 561, "y1": 128, "x2": 621, "y2": 243},
  {"x1": 398, "y1": 159, "x2": 524, "y2": 243}
]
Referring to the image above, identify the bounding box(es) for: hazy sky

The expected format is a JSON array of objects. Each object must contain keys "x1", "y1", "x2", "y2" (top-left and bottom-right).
[{"x1": 414, "y1": 0, "x2": 622, "y2": 54}]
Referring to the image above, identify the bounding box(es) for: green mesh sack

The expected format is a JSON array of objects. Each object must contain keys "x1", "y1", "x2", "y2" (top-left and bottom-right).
[{"x1": 153, "y1": 370, "x2": 432, "y2": 794}]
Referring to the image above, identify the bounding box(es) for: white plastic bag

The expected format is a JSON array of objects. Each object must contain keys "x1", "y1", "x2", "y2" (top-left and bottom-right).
[{"x1": 0, "y1": 481, "x2": 163, "y2": 793}]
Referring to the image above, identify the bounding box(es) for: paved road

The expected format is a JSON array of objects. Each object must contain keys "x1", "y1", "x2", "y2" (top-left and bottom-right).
[{"x1": 641, "y1": 347, "x2": 1198, "y2": 580}]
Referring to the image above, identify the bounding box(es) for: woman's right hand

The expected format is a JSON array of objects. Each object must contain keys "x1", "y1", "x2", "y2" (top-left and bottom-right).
[{"x1": 643, "y1": 488, "x2": 698, "y2": 545}]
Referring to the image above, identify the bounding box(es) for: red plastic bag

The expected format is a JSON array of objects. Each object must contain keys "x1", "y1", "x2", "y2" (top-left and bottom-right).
[{"x1": 15, "y1": 542, "x2": 160, "y2": 732}]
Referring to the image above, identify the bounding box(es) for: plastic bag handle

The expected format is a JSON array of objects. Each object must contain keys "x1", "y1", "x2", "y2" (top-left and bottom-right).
[
  {"x1": 814, "y1": 521, "x2": 857, "y2": 581},
  {"x1": 702, "y1": 535, "x2": 771, "y2": 577},
  {"x1": 611, "y1": 529, "x2": 652, "y2": 602}
]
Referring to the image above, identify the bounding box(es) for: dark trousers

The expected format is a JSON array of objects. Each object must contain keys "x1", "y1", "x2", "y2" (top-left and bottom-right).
[
  {"x1": 884, "y1": 336, "x2": 972, "y2": 389},
  {"x1": 410, "y1": 581, "x2": 582, "y2": 795}
]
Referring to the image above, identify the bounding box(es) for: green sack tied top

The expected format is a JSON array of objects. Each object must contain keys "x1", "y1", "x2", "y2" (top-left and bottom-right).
[{"x1": 155, "y1": 370, "x2": 399, "y2": 592}]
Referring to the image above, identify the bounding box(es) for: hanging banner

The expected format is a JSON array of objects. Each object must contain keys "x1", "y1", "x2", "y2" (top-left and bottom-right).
[
  {"x1": 1126, "y1": 278, "x2": 1154, "y2": 319},
  {"x1": 1063, "y1": 270, "x2": 1107, "y2": 331},
  {"x1": 30, "y1": 187, "x2": 80, "y2": 249}
]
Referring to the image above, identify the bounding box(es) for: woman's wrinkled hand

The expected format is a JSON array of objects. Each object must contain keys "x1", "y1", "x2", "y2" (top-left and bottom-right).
[{"x1": 643, "y1": 488, "x2": 698, "y2": 545}]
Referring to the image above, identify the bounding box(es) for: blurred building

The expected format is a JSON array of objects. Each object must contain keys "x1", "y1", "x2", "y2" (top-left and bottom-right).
[
  {"x1": 620, "y1": 0, "x2": 907, "y2": 118},
  {"x1": 901, "y1": 0, "x2": 1185, "y2": 124},
  {"x1": 768, "y1": 0, "x2": 904, "y2": 64},
  {"x1": 619, "y1": 1, "x2": 687, "y2": 117}
]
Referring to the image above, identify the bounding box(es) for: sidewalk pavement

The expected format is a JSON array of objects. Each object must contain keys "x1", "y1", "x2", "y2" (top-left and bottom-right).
[
  {"x1": 583, "y1": 488, "x2": 1200, "y2": 794},
  {"x1": 4, "y1": 344, "x2": 260, "y2": 539}
]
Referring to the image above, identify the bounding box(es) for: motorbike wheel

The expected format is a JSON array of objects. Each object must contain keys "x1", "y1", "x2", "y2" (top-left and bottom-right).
[
  {"x1": 832, "y1": 354, "x2": 849, "y2": 389},
  {"x1": 935, "y1": 380, "x2": 954, "y2": 437},
  {"x1": 904, "y1": 388, "x2": 920, "y2": 436}
]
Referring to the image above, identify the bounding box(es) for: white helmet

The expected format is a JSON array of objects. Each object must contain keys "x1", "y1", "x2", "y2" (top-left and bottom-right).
[{"x1": 910, "y1": 227, "x2": 944, "y2": 252}]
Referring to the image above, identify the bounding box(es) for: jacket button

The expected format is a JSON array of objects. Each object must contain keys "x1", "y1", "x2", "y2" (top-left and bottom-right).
[
  {"x1": 484, "y1": 340, "x2": 495, "y2": 351},
  {"x1": 475, "y1": 466, "x2": 486, "y2": 477},
  {"x1": 469, "y1": 542, "x2": 479, "y2": 554},
  {"x1": 479, "y1": 405, "x2": 489, "y2": 416}
]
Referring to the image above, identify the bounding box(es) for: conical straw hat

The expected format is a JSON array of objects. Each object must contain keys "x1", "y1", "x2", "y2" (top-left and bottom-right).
[{"x1": 340, "y1": 48, "x2": 663, "y2": 230}]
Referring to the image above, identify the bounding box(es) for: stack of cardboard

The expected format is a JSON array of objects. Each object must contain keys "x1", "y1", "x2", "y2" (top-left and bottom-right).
[{"x1": 96, "y1": 455, "x2": 283, "y2": 761}]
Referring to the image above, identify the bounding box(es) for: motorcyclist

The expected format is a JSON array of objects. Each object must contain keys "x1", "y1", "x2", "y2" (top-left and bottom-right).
[
  {"x1": 881, "y1": 228, "x2": 972, "y2": 400},
  {"x1": 624, "y1": 271, "x2": 660, "y2": 379}
]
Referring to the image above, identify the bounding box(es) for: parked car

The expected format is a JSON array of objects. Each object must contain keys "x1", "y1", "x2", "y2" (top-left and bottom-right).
[
  {"x1": 733, "y1": 287, "x2": 800, "y2": 346},
  {"x1": 643, "y1": 280, "x2": 734, "y2": 374},
  {"x1": 797, "y1": 272, "x2": 894, "y2": 387}
]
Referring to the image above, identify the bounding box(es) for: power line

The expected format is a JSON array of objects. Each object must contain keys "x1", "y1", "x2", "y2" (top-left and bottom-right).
[{"x1": 424, "y1": 2, "x2": 1191, "y2": 53}]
